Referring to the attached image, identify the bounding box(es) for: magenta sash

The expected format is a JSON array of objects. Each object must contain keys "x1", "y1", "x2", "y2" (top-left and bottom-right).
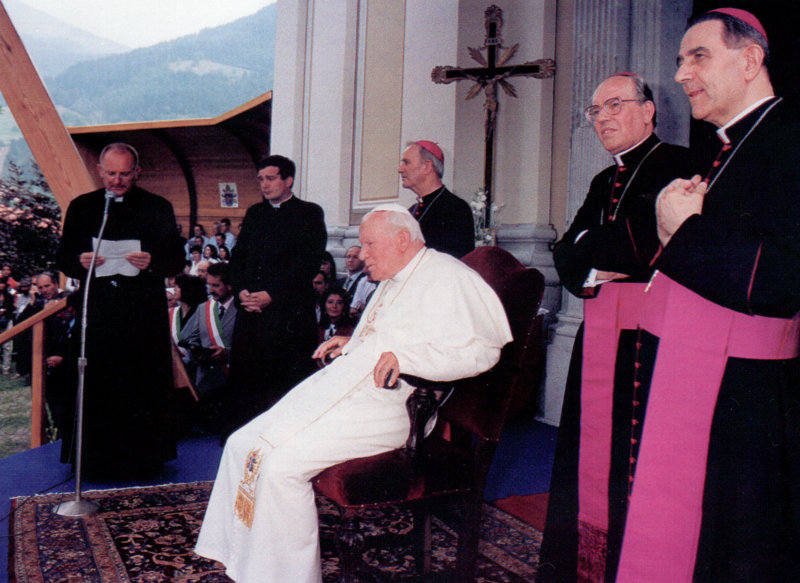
[
  {"x1": 615, "y1": 274, "x2": 800, "y2": 582},
  {"x1": 577, "y1": 282, "x2": 647, "y2": 578}
]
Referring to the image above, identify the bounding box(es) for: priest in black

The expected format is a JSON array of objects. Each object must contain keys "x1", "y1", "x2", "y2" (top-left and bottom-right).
[
  {"x1": 56, "y1": 142, "x2": 185, "y2": 478},
  {"x1": 641, "y1": 10, "x2": 800, "y2": 582},
  {"x1": 400, "y1": 140, "x2": 475, "y2": 258},
  {"x1": 538, "y1": 74, "x2": 695, "y2": 582},
  {"x1": 222, "y1": 154, "x2": 327, "y2": 438}
]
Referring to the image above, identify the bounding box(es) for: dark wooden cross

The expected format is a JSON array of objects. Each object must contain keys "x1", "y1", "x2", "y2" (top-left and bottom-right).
[{"x1": 432, "y1": 5, "x2": 555, "y2": 226}]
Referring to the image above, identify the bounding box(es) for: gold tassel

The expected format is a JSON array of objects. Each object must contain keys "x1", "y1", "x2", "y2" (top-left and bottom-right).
[{"x1": 233, "y1": 447, "x2": 263, "y2": 529}]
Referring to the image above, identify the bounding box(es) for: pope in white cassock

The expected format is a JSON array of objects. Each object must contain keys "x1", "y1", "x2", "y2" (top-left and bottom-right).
[{"x1": 195, "y1": 203, "x2": 513, "y2": 582}]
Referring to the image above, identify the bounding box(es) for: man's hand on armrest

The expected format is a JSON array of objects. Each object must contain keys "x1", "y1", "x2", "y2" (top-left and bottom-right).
[{"x1": 373, "y1": 352, "x2": 399, "y2": 389}]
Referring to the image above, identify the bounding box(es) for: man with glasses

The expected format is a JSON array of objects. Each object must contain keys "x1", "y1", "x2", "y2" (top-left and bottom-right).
[{"x1": 538, "y1": 74, "x2": 694, "y2": 582}]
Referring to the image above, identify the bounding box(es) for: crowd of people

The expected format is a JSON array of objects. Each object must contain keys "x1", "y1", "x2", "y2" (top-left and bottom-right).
[
  {"x1": 15, "y1": 9, "x2": 796, "y2": 577},
  {"x1": 11, "y1": 134, "x2": 474, "y2": 482}
]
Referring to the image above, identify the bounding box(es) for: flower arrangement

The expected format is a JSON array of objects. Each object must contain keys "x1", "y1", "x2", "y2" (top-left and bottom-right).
[{"x1": 469, "y1": 187, "x2": 504, "y2": 246}]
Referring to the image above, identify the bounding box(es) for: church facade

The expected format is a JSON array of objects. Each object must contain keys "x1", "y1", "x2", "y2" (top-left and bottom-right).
[{"x1": 269, "y1": 0, "x2": 694, "y2": 424}]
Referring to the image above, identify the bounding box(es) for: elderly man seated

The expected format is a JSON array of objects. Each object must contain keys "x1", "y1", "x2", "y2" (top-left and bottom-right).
[{"x1": 195, "y1": 204, "x2": 512, "y2": 582}]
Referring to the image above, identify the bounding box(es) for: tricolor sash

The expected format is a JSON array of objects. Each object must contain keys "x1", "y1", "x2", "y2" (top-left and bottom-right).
[
  {"x1": 169, "y1": 306, "x2": 181, "y2": 345},
  {"x1": 205, "y1": 300, "x2": 230, "y2": 350}
]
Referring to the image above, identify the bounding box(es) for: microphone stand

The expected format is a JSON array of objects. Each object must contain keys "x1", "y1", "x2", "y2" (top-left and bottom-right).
[{"x1": 56, "y1": 191, "x2": 115, "y2": 517}]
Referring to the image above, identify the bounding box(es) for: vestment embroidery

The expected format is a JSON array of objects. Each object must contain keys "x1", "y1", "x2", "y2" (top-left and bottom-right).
[
  {"x1": 358, "y1": 249, "x2": 428, "y2": 338},
  {"x1": 234, "y1": 447, "x2": 263, "y2": 528}
]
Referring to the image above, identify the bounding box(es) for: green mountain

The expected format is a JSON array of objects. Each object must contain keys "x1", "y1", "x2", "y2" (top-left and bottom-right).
[
  {"x1": 0, "y1": 4, "x2": 275, "y2": 180},
  {"x1": 5, "y1": 0, "x2": 130, "y2": 78},
  {"x1": 46, "y1": 5, "x2": 276, "y2": 126}
]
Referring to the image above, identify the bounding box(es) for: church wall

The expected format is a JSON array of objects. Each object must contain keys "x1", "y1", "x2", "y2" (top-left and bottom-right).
[
  {"x1": 452, "y1": 0, "x2": 557, "y2": 228},
  {"x1": 271, "y1": 0, "x2": 309, "y2": 169},
  {"x1": 354, "y1": 1, "x2": 406, "y2": 207},
  {"x1": 396, "y1": 0, "x2": 460, "y2": 209}
]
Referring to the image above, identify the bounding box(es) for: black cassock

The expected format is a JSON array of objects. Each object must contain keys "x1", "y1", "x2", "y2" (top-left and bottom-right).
[
  {"x1": 409, "y1": 187, "x2": 475, "y2": 258},
  {"x1": 539, "y1": 133, "x2": 695, "y2": 582},
  {"x1": 223, "y1": 195, "x2": 327, "y2": 435},
  {"x1": 650, "y1": 98, "x2": 800, "y2": 583},
  {"x1": 57, "y1": 187, "x2": 185, "y2": 477}
]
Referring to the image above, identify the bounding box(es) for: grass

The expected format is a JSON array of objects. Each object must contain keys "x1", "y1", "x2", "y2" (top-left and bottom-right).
[{"x1": 0, "y1": 372, "x2": 31, "y2": 458}]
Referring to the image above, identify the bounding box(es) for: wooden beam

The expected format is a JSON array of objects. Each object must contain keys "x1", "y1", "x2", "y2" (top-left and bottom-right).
[
  {"x1": 30, "y1": 320, "x2": 44, "y2": 447},
  {"x1": 0, "y1": 297, "x2": 67, "y2": 344},
  {"x1": 0, "y1": 1, "x2": 96, "y2": 210}
]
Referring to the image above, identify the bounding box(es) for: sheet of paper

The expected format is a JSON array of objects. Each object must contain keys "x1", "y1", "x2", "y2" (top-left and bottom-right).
[{"x1": 92, "y1": 238, "x2": 141, "y2": 277}]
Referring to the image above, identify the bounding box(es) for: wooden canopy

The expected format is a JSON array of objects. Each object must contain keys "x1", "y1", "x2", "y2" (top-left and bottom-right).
[{"x1": 68, "y1": 92, "x2": 272, "y2": 234}]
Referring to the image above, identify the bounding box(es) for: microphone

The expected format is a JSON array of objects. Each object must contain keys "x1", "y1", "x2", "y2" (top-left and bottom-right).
[
  {"x1": 56, "y1": 187, "x2": 116, "y2": 516},
  {"x1": 102, "y1": 190, "x2": 116, "y2": 221}
]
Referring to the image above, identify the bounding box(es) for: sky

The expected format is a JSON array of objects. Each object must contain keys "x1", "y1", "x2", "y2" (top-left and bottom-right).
[{"x1": 17, "y1": 0, "x2": 275, "y2": 48}]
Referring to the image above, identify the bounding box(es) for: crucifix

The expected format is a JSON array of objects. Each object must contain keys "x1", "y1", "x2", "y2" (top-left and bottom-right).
[{"x1": 432, "y1": 5, "x2": 555, "y2": 226}]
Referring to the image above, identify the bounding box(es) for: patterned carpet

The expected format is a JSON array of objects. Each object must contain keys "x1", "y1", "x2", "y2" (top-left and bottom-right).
[{"x1": 9, "y1": 481, "x2": 541, "y2": 582}]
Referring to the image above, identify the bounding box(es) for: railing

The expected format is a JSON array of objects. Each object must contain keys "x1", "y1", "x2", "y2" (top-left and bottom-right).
[
  {"x1": 0, "y1": 297, "x2": 197, "y2": 451},
  {"x1": 0, "y1": 297, "x2": 67, "y2": 448}
]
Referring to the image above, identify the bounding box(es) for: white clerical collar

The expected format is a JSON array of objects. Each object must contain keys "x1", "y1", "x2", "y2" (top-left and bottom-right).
[
  {"x1": 269, "y1": 194, "x2": 294, "y2": 208},
  {"x1": 389, "y1": 247, "x2": 427, "y2": 283},
  {"x1": 716, "y1": 96, "x2": 775, "y2": 144},
  {"x1": 106, "y1": 190, "x2": 125, "y2": 202},
  {"x1": 612, "y1": 134, "x2": 651, "y2": 167}
]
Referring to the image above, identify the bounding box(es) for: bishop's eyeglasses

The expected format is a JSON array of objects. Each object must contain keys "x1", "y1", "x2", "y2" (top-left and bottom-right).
[{"x1": 584, "y1": 97, "x2": 643, "y2": 122}]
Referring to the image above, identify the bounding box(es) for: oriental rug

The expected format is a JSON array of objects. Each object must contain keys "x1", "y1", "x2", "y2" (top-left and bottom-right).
[{"x1": 9, "y1": 481, "x2": 541, "y2": 582}]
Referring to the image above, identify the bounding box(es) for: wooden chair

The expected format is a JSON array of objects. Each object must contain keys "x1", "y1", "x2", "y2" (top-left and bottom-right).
[{"x1": 312, "y1": 246, "x2": 545, "y2": 582}]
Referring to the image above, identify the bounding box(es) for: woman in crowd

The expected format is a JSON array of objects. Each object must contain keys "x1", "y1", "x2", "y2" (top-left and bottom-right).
[
  {"x1": 203, "y1": 244, "x2": 220, "y2": 263},
  {"x1": 317, "y1": 287, "x2": 355, "y2": 344},
  {"x1": 319, "y1": 251, "x2": 337, "y2": 284},
  {"x1": 217, "y1": 245, "x2": 231, "y2": 263},
  {"x1": 169, "y1": 274, "x2": 209, "y2": 355},
  {"x1": 187, "y1": 246, "x2": 203, "y2": 275}
]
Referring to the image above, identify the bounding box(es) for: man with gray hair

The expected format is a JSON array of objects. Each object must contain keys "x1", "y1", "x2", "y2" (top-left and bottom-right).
[
  {"x1": 400, "y1": 140, "x2": 475, "y2": 258},
  {"x1": 539, "y1": 73, "x2": 695, "y2": 583},
  {"x1": 196, "y1": 203, "x2": 512, "y2": 582}
]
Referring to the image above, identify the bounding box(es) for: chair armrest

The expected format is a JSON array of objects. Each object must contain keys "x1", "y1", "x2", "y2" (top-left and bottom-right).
[
  {"x1": 402, "y1": 375, "x2": 452, "y2": 455},
  {"x1": 404, "y1": 385, "x2": 438, "y2": 454}
]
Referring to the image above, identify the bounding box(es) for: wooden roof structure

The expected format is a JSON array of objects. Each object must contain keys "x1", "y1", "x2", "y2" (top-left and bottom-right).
[{"x1": 68, "y1": 92, "x2": 272, "y2": 233}]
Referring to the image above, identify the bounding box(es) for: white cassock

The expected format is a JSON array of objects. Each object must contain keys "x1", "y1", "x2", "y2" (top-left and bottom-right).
[{"x1": 194, "y1": 247, "x2": 513, "y2": 582}]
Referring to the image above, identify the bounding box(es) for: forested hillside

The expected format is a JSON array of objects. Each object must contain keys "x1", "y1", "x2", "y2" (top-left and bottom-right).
[{"x1": 46, "y1": 5, "x2": 275, "y2": 125}]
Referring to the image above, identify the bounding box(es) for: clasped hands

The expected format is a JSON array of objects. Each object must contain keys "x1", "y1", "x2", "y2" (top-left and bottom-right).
[
  {"x1": 79, "y1": 251, "x2": 151, "y2": 270},
  {"x1": 239, "y1": 290, "x2": 272, "y2": 312},
  {"x1": 656, "y1": 174, "x2": 706, "y2": 246},
  {"x1": 313, "y1": 335, "x2": 400, "y2": 388}
]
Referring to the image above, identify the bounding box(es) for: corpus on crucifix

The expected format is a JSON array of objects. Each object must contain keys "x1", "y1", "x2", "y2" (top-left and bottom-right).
[{"x1": 431, "y1": 5, "x2": 555, "y2": 224}]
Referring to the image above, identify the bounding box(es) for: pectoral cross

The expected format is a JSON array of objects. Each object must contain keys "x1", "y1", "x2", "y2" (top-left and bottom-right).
[{"x1": 431, "y1": 5, "x2": 556, "y2": 224}]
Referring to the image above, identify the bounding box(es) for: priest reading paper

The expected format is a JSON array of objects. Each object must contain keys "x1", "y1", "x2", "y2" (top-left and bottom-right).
[
  {"x1": 56, "y1": 142, "x2": 185, "y2": 478},
  {"x1": 195, "y1": 204, "x2": 512, "y2": 582}
]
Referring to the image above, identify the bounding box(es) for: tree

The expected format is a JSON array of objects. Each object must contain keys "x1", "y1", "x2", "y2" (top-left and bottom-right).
[{"x1": 0, "y1": 160, "x2": 61, "y2": 278}]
